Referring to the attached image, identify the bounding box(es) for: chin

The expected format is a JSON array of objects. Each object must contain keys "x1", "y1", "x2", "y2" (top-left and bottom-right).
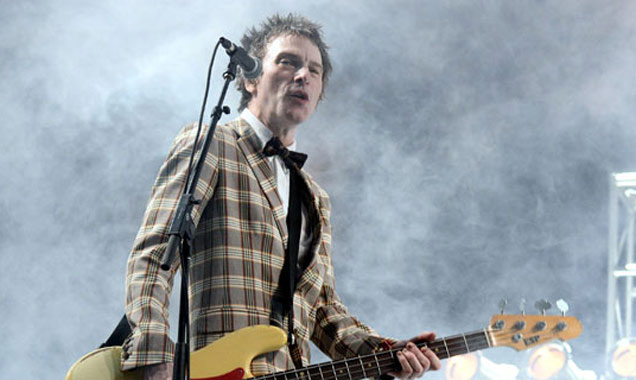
[{"x1": 285, "y1": 111, "x2": 311, "y2": 125}]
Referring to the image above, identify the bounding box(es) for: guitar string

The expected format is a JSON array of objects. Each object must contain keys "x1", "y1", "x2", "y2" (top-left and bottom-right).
[
  {"x1": 248, "y1": 326, "x2": 563, "y2": 380},
  {"x1": 250, "y1": 331, "x2": 493, "y2": 380},
  {"x1": 252, "y1": 334, "x2": 497, "y2": 380}
]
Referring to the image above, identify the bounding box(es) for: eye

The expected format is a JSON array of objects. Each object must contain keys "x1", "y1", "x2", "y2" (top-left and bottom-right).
[{"x1": 279, "y1": 58, "x2": 295, "y2": 66}]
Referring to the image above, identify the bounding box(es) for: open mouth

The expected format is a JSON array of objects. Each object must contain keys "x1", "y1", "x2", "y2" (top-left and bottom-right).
[{"x1": 288, "y1": 91, "x2": 308, "y2": 101}]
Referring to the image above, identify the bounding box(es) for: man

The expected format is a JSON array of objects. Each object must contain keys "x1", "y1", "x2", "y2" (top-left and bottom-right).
[{"x1": 122, "y1": 14, "x2": 441, "y2": 380}]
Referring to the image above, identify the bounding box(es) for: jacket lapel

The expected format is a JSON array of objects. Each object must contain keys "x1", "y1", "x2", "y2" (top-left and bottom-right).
[
  {"x1": 232, "y1": 119, "x2": 289, "y2": 247},
  {"x1": 231, "y1": 118, "x2": 326, "y2": 275}
]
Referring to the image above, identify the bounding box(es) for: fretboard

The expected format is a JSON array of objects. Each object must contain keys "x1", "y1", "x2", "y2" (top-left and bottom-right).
[{"x1": 251, "y1": 329, "x2": 491, "y2": 380}]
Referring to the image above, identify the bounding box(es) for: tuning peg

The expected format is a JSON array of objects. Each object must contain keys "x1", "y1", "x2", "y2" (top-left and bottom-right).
[
  {"x1": 520, "y1": 298, "x2": 526, "y2": 315},
  {"x1": 556, "y1": 299, "x2": 569, "y2": 316},
  {"x1": 499, "y1": 298, "x2": 508, "y2": 314},
  {"x1": 535, "y1": 299, "x2": 551, "y2": 315}
]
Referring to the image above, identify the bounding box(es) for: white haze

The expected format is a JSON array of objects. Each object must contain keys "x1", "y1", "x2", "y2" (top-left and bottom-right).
[{"x1": 1, "y1": 1, "x2": 635, "y2": 379}]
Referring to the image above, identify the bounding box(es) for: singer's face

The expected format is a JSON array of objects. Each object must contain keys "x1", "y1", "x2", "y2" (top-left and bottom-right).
[{"x1": 246, "y1": 34, "x2": 323, "y2": 129}]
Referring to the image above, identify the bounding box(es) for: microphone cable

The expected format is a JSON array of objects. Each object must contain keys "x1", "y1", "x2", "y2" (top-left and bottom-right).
[{"x1": 184, "y1": 38, "x2": 222, "y2": 194}]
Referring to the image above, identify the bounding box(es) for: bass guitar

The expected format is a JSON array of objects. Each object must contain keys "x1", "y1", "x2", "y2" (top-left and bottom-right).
[{"x1": 65, "y1": 313, "x2": 582, "y2": 380}]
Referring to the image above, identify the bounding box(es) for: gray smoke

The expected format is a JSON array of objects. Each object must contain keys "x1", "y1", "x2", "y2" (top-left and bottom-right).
[{"x1": 2, "y1": 1, "x2": 635, "y2": 379}]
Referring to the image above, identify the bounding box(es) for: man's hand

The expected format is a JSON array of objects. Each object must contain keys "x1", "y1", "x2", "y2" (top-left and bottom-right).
[
  {"x1": 143, "y1": 362, "x2": 173, "y2": 380},
  {"x1": 387, "y1": 332, "x2": 442, "y2": 379}
]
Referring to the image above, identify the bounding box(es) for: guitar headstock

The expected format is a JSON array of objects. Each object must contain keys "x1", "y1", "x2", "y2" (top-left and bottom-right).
[{"x1": 487, "y1": 314, "x2": 582, "y2": 351}]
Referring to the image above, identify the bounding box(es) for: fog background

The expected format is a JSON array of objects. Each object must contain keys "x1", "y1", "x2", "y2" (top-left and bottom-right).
[{"x1": 2, "y1": 1, "x2": 635, "y2": 379}]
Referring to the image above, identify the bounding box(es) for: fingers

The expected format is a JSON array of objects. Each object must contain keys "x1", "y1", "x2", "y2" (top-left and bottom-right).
[
  {"x1": 393, "y1": 342, "x2": 439, "y2": 379},
  {"x1": 387, "y1": 332, "x2": 441, "y2": 379},
  {"x1": 409, "y1": 331, "x2": 436, "y2": 343},
  {"x1": 422, "y1": 345, "x2": 442, "y2": 371},
  {"x1": 404, "y1": 343, "x2": 428, "y2": 376}
]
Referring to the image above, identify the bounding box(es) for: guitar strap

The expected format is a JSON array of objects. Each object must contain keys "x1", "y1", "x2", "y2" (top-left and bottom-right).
[{"x1": 100, "y1": 314, "x2": 131, "y2": 348}]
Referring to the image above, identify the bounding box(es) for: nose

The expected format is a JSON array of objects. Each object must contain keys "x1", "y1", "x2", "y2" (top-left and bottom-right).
[{"x1": 294, "y1": 66, "x2": 310, "y2": 84}]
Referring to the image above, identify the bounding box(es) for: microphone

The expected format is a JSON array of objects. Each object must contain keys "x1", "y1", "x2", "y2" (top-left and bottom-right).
[{"x1": 219, "y1": 37, "x2": 262, "y2": 79}]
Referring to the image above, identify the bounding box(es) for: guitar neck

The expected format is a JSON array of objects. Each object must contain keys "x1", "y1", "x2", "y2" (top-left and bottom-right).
[{"x1": 252, "y1": 329, "x2": 491, "y2": 380}]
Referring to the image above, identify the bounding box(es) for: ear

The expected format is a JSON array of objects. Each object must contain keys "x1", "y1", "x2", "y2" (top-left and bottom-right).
[{"x1": 244, "y1": 79, "x2": 258, "y2": 97}]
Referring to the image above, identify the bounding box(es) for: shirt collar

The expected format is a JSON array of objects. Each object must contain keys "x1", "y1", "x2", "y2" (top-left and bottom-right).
[{"x1": 240, "y1": 108, "x2": 298, "y2": 151}]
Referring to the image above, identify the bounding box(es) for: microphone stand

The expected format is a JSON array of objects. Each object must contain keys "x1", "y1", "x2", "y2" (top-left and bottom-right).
[{"x1": 160, "y1": 58, "x2": 238, "y2": 380}]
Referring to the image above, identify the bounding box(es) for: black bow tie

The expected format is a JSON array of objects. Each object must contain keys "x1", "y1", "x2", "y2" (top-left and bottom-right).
[{"x1": 263, "y1": 136, "x2": 308, "y2": 170}]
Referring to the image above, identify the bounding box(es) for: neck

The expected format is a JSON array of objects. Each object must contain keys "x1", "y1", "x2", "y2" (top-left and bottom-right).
[
  {"x1": 271, "y1": 127, "x2": 295, "y2": 147},
  {"x1": 247, "y1": 105, "x2": 297, "y2": 147},
  {"x1": 249, "y1": 329, "x2": 491, "y2": 380}
]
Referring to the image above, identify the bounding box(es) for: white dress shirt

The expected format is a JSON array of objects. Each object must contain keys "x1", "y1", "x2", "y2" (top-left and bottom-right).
[{"x1": 241, "y1": 109, "x2": 314, "y2": 271}]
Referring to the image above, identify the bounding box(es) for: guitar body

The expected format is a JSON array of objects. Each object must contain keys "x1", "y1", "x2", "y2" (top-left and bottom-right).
[
  {"x1": 190, "y1": 325, "x2": 287, "y2": 380},
  {"x1": 65, "y1": 346, "x2": 143, "y2": 380},
  {"x1": 65, "y1": 325, "x2": 287, "y2": 380}
]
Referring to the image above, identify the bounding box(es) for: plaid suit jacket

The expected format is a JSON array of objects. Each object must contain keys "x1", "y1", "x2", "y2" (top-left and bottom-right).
[{"x1": 121, "y1": 118, "x2": 388, "y2": 373}]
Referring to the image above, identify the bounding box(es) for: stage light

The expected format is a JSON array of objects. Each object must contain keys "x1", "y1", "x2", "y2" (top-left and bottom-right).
[
  {"x1": 610, "y1": 338, "x2": 636, "y2": 378},
  {"x1": 523, "y1": 342, "x2": 596, "y2": 380},
  {"x1": 446, "y1": 353, "x2": 479, "y2": 380},
  {"x1": 528, "y1": 343, "x2": 567, "y2": 380},
  {"x1": 445, "y1": 352, "x2": 518, "y2": 380}
]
